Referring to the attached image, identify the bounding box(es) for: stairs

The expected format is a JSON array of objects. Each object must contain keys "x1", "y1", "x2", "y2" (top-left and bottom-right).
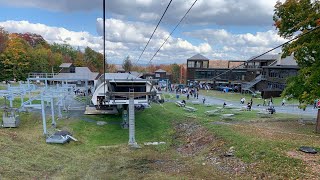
[{"x1": 242, "y1": 75, "x2": 263, "y2": 94}]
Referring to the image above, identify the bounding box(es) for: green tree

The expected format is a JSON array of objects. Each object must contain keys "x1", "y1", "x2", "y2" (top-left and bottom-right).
[
  {"x1": 50, "y1": 43, "x2": 77, "y2": 62},
  {"x1": 122, "y1": 56, "x2": 133, "y2": 72},
  {"x1": 171, "y1": 63, "x2": 181, "y2": 83},
  {"x1": 274, "y1": 0, "x2": 320, "y2": 103},
  {"x1": 29, "y1": 45, "x2": 50, "y2": 73}
]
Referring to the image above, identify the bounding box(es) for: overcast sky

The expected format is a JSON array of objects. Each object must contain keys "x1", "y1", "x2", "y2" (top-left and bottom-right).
[{"x1": 0, "y1": 0, "x2": 287, "y2": 64}]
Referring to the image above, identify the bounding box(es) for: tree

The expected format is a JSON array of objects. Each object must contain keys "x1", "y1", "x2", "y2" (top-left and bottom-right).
[
  {"x1": 29, "y1": 45, "x2": 50, "y2": 73},
  {"x1": 1, "y1": 34, "x2": 31, "y2": 80},
  {"x1": 84, "y1": 46, "x2": 104, "y2": 73},
  {"x1": 122, "y1": 56, "x2": 133, "y2": 72},
  {"x1": 107, "y1": 64, "x2": 117, "y2": 73},
  {"x1": 274, "y1": 0, "x2": 320, "y2": 104},
  {"x1": 171, "y1": 63, "x2": 181, "y2": 83},
  {"x1": 0, "y1": 27, "x2": 8, "y2": 53},
  {"x1": 50, "y1": 43, "x2": 77, "y2": 63}
]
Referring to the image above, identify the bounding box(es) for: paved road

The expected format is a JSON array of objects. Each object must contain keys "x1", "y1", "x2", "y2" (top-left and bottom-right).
[{"x1": 166, "y1": 92, "x2": 318, "y2": 118}]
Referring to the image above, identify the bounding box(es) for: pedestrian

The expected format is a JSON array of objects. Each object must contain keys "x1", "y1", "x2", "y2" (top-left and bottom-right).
[
  {"x1": 263, "y1": 99, "x2": 266, "y2": 106},
  {"x1": 196, "y1": 93, "x2": 199, "y2": 99},
  {"x1": 182, "y1": 100, "x2": 186, "y2": 105},
  {"x1": 281, "y1": 98, "x2": 286, "y2": 106},
  {"x1": 269, "y1": 100, "x2": 273, "y2": 107},
  {"x1": 250, "y1": 98, "x2": 253, "y2": 106},
  {"x1": 247, "y1": 102, "x2": 252, "y2": 111},
  {"x1": 314, "y1": 99, "x2": 318, "y2": 109},
  {"x1": 202, "y1": 97, "x2": 206, "y2": 104}
]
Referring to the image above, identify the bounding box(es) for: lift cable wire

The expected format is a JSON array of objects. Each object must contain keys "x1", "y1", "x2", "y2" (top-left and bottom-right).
[
  {"x1": 134, "y1": 0, "x2": 173, "y2": 65},
  {"x1": 134, "y1": 0, "x2": 198, "y2": 79},
  {"x1": 147, "y1": 0, "x2": 198, "y2": 66},
  {"x1": 210, "y1": 25, "x2": 320, "y2": 81}
]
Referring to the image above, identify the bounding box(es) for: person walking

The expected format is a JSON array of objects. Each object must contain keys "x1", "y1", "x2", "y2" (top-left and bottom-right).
[
  {"x1": 263, "y1": 99, "x2": 267, "y2": 106},
  {"x1": 281, "y1": 98, "x2": 286, "y2": 106},
  {"x1": 314, "y1": 99, "x2": 318, "y2": 109}
]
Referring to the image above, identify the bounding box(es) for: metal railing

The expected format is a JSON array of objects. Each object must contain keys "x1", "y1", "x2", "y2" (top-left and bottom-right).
[{"x1": 28, "y1": 73, "x2": 58, "y2": 79}]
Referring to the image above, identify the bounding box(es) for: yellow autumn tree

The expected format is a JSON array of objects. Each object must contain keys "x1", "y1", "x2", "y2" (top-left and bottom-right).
[{"x1": 1, "y1": 34, "x2": 31, "y2": 80}]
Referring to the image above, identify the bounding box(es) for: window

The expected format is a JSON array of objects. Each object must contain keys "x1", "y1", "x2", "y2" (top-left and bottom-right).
[
  {"x1": 195, "y1": 61, "x2": 202, "y2": 68},
  {"x1": 203, "y1": 61, "x2": 208, "y2": 68},
  {"x1": 155, "y1": 73, "x2": 160, "y2": 78},
  {"x1": 70, "y1": 67, "x2": 75, "y2": 73},
  {"x1": 188, "y1": 61, "x2": 195, "y2": 68}
]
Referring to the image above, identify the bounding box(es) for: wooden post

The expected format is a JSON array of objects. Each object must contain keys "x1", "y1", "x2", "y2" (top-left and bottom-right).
[{"x1": 316, "y1": 109, "x2": 320, "y2": 133}]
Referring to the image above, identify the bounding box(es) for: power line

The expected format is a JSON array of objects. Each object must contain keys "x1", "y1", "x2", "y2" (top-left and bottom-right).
[
  {"x1": 210, "y1": 25, "x2": 320, "y2": 81},
  {"x1": 134, "y1": 0, "x2": 173, "y2": 65},
  {"x1": 147, "y1": 0, "x2": 198, "y2": 66}
]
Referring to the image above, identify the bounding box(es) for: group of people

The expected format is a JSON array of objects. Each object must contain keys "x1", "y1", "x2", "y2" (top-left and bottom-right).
[
  {"x1": 240, "y1": 97, "x2": 254, "y2": 110},
  {"x1": 186, "y1": 88, "x2": 199, "y2": 100},
  {"x1": 73, "y1": 87, "x2": 92, "y2": 96},
  {"x1": 262, "y1": 98, "x2": 273, "y2": 107}
]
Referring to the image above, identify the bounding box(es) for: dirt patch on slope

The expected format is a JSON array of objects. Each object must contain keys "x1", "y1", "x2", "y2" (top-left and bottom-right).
[
  {"x1": 173, "y1": 121, "x2": 252, "y2": 176},
  {"x1": 287, "y1": 151, "x2": 320, "y2": 178},
  {"x1": 174, "y1": 122, "x2": 214, "y2": 156}
]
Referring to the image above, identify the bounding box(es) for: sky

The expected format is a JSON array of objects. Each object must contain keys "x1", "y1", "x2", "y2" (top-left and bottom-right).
[{"x1": 0, "y1": 0, "x2": 287, "y2": 65}]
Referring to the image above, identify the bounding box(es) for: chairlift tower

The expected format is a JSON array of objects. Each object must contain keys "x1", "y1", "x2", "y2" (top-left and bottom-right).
[{"x1": 128, "y1": 88, "x2": 138, "y2": 147}]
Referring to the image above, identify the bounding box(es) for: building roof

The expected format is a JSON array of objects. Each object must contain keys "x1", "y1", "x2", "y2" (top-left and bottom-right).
[
  {"x1": 59, "y1": 63, "x2": 73, "y2": 68},
  {"x1": 130, "y1": 71, "x2": 143, "y2": 78},
  {"x1": 155, "y1": 69, "x2": 166, "y2": 73},
  {"x1": 187, "y1": 54, "x2": 209, "y2": 61},
  {"x1": 248, "y1": 54, "x2": 279, "y2": 61},
  {"x1": 104, "y1": 73, "x2": 141, "y2": 80},
  {"x1": 209, "y1": 60, "x2": 244, "y2": 68},
  {"x1": 275, "y1": 55, "x2": 298, "y2": 66},
  {"x1": 263, "y1": 65, "x2": 299, "y2": 69},
  {"x1": 53, "y1": 67, "x2": 99, "y2": 80}
]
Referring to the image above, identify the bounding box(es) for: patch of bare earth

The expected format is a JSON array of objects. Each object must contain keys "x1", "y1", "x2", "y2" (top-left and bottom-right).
[
  {"x1": 287, "y1": 151, "x2": 320, "y2": 179},
  {"x1": 174, "y1": 121, "x2": 252, "y2": 177},
  {"x1": 174, "y1": 122, "x2": 214, "y2": 156}
]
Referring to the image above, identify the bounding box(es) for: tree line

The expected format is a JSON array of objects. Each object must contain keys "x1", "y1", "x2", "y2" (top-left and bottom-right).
[
  {"x1": 0, "y1": 27, "x2": 105, "y2": 81},
  {"x1": 0, "y1": 27, "x2": 182, "y2": 83}
]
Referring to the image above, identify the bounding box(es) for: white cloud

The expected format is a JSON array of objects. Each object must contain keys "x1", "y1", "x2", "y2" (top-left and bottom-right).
[
  {"x1": 95, "y1": 18, "x2": 215, "y2": 64},
  {"x1": 184, "y1": 28, "x2": 286, "y2": 60},
  {"x1": 0, "y1": 20, "x2": 128, "y2": 56},
  {"x1": 0, "y1": 19, "x2": 215, "y2": 64},
  {"x1": 0, "y1": 0, "x2": 278, "y2": 26}
]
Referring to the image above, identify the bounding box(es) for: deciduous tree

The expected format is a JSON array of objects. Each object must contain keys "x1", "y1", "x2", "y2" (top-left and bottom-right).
[{"x1": 274, "y1": 0, "x2": 320, "y2": 103}]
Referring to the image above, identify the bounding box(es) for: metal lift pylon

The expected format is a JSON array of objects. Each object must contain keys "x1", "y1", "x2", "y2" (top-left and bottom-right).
[{"x1": 128, "y1": 88, "x2": 139, "y2": 148}]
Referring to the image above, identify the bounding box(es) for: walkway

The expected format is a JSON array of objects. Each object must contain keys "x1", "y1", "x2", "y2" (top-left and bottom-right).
[{"x1": 166, "y1": 92, "x2": 318, "y2": 117}]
